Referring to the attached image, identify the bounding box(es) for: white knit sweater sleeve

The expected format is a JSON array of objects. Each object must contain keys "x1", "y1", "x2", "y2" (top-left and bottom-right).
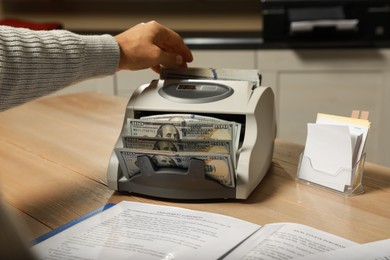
[{"x1": 0, "y1": 26, "x2": 120, "y2": 111}]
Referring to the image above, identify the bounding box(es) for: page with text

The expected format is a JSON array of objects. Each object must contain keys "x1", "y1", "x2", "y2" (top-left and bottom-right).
[
  {"x1": 224, "y1": 222, "x2": 358, "y2": 260},
  {"x1": 294, "y1": 238, "x2": 390, "y2": 260},
  {"x1": 31, "y1": 201, "x2": 260, "y2": 260}
]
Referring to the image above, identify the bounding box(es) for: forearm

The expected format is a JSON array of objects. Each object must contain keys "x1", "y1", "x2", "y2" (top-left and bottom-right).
[{"x1": 0, "y1": 26, "x2": 119, "y2": 111}]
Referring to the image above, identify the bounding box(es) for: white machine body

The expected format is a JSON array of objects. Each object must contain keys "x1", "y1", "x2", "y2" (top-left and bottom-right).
[{"x1": 107, "y1": 78, "x2": 276, "y2": 199}]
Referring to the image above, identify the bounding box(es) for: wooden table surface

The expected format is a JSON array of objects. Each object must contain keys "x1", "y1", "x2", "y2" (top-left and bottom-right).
[{"x1": 1, "y1": 91, "x2": 390, "y2": 244}]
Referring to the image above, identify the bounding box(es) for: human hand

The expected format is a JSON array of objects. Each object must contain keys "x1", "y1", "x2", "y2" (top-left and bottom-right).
[{"x1": 114, "y1": 21, "x2": 193, "y2": 73}]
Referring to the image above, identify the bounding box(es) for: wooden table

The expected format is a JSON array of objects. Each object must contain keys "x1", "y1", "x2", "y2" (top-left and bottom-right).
[{"x1": 1, "y1": 92, "x2": 390, "y2": 244}]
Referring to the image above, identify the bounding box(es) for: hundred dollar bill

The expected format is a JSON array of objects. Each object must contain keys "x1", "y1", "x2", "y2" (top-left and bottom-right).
[
  {"x1": 115, "y1": 148, "x2": 235, "y2": 188},
  {"x1": 141, "y1": 113, "x2": 229, "y2": 123},
  {"x1": 126, "y1": 118, "x2": 235, "y2": 140},
  {"x1": 122, "y1": 136, "x2": 233, "y2": 154},
  {"x1": 140, "y1": 113, "x2": 242, "y2": 152}
]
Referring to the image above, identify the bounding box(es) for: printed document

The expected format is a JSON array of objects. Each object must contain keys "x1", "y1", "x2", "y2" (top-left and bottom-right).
[
  {"x1": 32, "y1": 201, "x2": 259, "y2": 260},
  {"x1": 31, "y1": 201, "x2": 390, "y2": 260}
]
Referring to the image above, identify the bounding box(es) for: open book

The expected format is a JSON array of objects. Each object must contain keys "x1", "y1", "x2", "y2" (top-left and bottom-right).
[{"x1": 31, "y1": 201, "x2": 390, "y2": 260}]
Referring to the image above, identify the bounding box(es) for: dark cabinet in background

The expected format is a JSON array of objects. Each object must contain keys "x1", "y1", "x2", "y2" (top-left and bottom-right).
[{"x1": 261, "y1": 0, "x2": 390, "y2": 47}]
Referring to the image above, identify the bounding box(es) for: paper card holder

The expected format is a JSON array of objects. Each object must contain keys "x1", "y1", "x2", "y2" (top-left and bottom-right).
[
  {"x1": 296, "y1": 110, "x2": 370, "y2": 196},
  {"x1": 297, "y1": 150, "x2": 365, "y2": 196}
]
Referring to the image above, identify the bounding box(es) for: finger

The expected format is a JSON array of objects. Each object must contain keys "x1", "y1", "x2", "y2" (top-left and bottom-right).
[
  {"x1": 158, "y1": 51, "x2": 184, "y2": 69},
  {"x1": 151, "y1": 65, "x2": 161, "y2": 74},
  {"x1": 154, "y1": 26, "x2": 193, "y2": 63},
  {"x1": 160, "y1": 40, "x2": 193, "y2": 63},
  {"x1": 151, "y1": 53, "x2": 187, "y2": 74}
]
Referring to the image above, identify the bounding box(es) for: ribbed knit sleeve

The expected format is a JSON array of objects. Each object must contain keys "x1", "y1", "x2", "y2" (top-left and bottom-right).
[{"x1": 0, "y1": 26, "x2": 120, "y2": 111}]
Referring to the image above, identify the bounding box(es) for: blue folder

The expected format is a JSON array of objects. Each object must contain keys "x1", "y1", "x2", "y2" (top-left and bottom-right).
[{"x1": 31, "y1": 203, "x2": 116, "y2": 245}]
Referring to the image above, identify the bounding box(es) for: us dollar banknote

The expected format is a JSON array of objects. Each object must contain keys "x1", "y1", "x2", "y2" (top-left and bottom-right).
[
  {"x1": 115, "y1": 148, "x2": 235, "y2": 188},
  {"x1": 122, "y1": 136, "x2": 233, "y2": 154},
  {"x1": 141, "y1": 113, "x2": 229, "y2": 123},
  {"x1": 139, "y1": 113, "x2": 241, "y2": 152},
  {"x1": 126, "y1": 118, "x2": 235, "y2": 141}
]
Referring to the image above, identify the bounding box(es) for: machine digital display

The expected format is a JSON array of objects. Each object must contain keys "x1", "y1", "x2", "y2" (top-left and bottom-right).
[
  {"x1": 177, "y1": 84, "x2": 197, "y2": 90},
  {"x1": 177, "y1": 84, "x2": 218, "y2": 91},
  {"x1": 159, "y1": 80, "x2": 234, "y2": 103}
]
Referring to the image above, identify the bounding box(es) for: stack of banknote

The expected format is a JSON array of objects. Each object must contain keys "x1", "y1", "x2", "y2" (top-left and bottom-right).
[{"x1": 115, "y1": 114, "x2": 241, "y2": 188}]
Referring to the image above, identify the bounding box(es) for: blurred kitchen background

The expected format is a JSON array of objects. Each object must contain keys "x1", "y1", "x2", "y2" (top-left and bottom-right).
[
  {"x1": 0, "y1": 0, "x2": 262, "y2": 33},
  {"x1": 1, "y1": 0, "x2": 390, "y2": 168}
]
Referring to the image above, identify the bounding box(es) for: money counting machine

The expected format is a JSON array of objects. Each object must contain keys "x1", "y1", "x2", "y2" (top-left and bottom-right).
[{"x1": 107, "y1": 68, "x2": 276, "y2": 199}]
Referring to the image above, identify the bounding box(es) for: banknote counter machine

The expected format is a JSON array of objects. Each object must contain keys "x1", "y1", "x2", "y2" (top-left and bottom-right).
[{"x1": 107, "y1": 69, "x2": 276, "y2": 199}]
